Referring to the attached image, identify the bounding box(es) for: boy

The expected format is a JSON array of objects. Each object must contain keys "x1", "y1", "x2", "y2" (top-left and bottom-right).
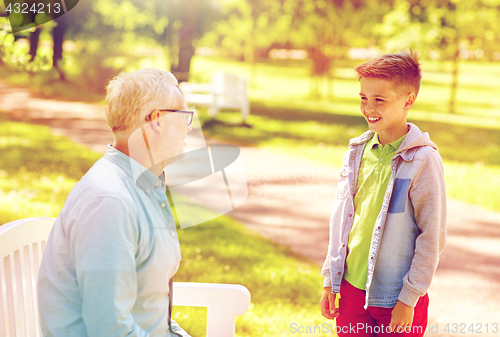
[{"x1": 320, "y1": 51, "x2": 446, "y2": 337}]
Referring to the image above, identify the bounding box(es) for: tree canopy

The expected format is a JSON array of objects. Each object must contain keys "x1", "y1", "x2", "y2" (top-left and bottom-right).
[{"x1": 0, "y1": 0, "x2": 498, "y2": 103}]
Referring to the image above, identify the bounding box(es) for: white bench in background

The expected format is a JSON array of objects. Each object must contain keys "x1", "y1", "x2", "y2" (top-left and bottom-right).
[
  {"x1": 0, "y1": 218, "x2": 251, "y2": 337},
  {"x1": 179, "y1": 72, "x2": 250, "y2": 121}
]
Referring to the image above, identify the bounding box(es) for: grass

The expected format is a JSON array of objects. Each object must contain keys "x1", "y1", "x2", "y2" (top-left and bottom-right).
[
  {"x1": 197, "y1": 107, "x2": 500, "y2": 212},
  {"x1": 184, "y1": 56, "x2": 500, "y2": 212},
  {"x1": 0, "y1": 66, "x2": 106, "y2": 103},
  {"x1": 0, "y1": 114, "x2": 101, "y2": 224},
  {"x1": 2, "y1": 52, "x2": 500, "y2": 210},
  {"x1": 2, "y1": 53, "x2": 500, "y2": 335},
  {"x1": 2, "y1": 53, "x2": 499, "y2": 210},
  {"x1": 198, "y1": 101, "x2": 500, "y2": 166},
  {"x1": 173, "y1": 216, "x2": 330, "y2": 336},
  {"x1": 0, "y1": 116, "x2": 334, "y2": 337},
  {"x1": 188, "y1": 56, "x2": 500, "y2": 130}
]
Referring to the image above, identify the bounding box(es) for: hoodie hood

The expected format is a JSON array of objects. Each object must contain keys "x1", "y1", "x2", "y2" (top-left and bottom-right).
[
  {"x1": 397, "y1": 123, "x2": 438, "y2": 153},
  {"x1": 349, "y1": 123, "x2": 438, "y2": 160}
]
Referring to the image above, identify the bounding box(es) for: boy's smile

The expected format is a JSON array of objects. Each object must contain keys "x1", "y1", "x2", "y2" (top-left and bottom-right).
[{"x1": 359, "y1": 77, "x2": 415, "y2": 146}]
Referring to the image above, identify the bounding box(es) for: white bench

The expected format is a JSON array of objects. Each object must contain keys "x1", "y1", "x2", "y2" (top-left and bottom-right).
[
  {"x1": 179, "y1": 72, "x2": 250, "y2": 121},
  {"x1": 0, "y1": 218, "x2": 251, "y2": 337}
]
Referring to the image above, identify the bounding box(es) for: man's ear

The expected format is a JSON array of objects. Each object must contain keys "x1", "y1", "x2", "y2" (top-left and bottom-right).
[{"x1": 146, "y1": 110, "x2": 163, "y2": 134}]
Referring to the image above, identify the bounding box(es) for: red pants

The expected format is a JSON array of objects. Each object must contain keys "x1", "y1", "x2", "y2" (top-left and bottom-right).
[{"x1": 336, "y1": 279, "x2": 429, "y2": 337}]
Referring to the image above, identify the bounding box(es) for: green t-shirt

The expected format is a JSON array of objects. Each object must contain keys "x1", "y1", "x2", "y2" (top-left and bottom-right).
[{"x1": 343, "y1": 132, "x2": 407, "y2": 290}]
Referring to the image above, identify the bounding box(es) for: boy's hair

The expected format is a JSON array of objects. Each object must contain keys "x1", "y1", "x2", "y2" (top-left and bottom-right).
[{"x1": 355, "y1": 51, "x2": 422, "y2": 98}]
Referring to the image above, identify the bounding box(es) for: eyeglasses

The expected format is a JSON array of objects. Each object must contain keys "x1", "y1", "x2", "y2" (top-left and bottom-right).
[{"x1": 145, "y1": 109, "x2": 194, "y2": 126}]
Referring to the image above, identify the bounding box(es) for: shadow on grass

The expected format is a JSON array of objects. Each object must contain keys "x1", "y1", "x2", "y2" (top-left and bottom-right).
[
  {"x1": 201, "y1": 102, "x2": 500, "y2": 166},
  {"x1": 437, "y1": 242, "x2": 500, "y2": 284},
  {"x1": 175, "y1": 216, "x2": 320, "y2": 306},
  {"x1": 415, "y1": 100, "x2": 499, "y2": 114},
  {"x1": 452, "y1": 100, "x2": 499, "y2": 110},
  {"x1": 412, "y1": 119, "x2": 500, "y2": 165},
  {"x1": 0, "y1": 133, "x2": 100, "y2": 179},
  {"x1": 448, "y1": 220, "x2": 500, "y2": 239},
  {"x1": 0, "y1": 65, "x2": 106, "y2": 103},
  {"x1": 0, "y1": 115, "x2": 102, "y2": 224},
  {"x1": 0, "y1": 116, "x2": 329, "y2": 336},
  {"x1": 202, "y1": 119, "x2": 253, "y2": 129},
  {"x1": 412, "y1": 101, "x2": 448, "y2": 114},
  {"x1": 250, "y1": 101, "x2": 365, "y2": 124}
]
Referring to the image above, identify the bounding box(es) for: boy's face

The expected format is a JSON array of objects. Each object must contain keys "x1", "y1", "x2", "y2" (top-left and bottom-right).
[{"x1": 359, "y1": 77, "x2": 415, "y2": 143}]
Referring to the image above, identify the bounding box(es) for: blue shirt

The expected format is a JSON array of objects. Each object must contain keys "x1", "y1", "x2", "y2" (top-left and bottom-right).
[{"x1": 38, "y1": 145, "x2": 189, "y2": 337}]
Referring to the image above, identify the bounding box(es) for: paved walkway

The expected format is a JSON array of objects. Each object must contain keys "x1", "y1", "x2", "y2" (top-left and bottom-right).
[{"x1": 1, "y1": 80, "x2": 500, "y2": 336}]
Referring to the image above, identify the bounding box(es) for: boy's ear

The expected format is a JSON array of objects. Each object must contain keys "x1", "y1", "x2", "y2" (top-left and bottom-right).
[{"x1": 405, "y1": 93, "x2": 416, "y2": 109}]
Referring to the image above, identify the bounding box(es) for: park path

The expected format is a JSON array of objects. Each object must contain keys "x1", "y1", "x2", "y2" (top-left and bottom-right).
[{"x1": 1, "y1": 80, "x2": 500, "y2": 336}]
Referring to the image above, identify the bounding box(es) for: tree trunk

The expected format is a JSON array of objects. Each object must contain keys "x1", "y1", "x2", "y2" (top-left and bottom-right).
[
  {"x1": 173, "y1": 38, "x2": 195, "y2": 83},
  {"x1": 250, "y1": 60, "x2": 258, "y2": 89},
  {"x1": 29, "y1": 29, "x2": 40, "y2": 62},
  {"x1": 53, "y1": 15, "x2": 67, "y2": 81},
  {"x1": 327, "y1": 60, "x2": 335, "y2": 99},
  {"x1": 309, "y1": 48, "x2": 331, "y2": 98},
  {"x1": 170, "y1": 0, "x2": 197, "y2": 83},
  {"x1": 245, "y1": 39, "x2": 256, "y2": 88},
  {"x1": 448, "y1": 45, "x2": 460, "y2": 114},
  {"x1": 165, "y1": 3, "x2": 177, "y2": 74}
]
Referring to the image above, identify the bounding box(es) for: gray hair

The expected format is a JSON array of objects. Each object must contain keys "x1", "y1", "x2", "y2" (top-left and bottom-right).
[{"x1": 105, "y1": 68, "x2": 179, "y2": 132}]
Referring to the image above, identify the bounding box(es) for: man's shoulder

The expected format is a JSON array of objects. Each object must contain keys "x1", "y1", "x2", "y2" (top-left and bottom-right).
[
  {"x1": 64, "y1": 157, "x2": 136, "y2": 212},
  {"x1": 52, "y1": 158, "x2": 141, "y2": 245}
]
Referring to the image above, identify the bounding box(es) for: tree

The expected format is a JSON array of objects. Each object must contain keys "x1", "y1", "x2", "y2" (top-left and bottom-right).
[
  {"x1": 52, "y1": 15, "x2": 67, "y2": 80},
  {"x1": 159, "y1": 0, "x2": 218, "y2": 82},
  {"x1": 201, "y1": 0, "x2": 293, "y2": 61},
  {"x1": 78, "y1": 0, "x2": 218, "y2": 82},
  {"x1": 201, "y1": 0, "x2": 391, "y2": 97},
  {"x1": 2, "y1": 0, "x2": 218, "y2": 86},
  {"x1": 376, "y1": 0, "x2": 500, "y2": 113},
  {"x1": 433, "y1": 0, "x2": 500, "y2": 114},
  {"x1": 28, "y1": 28, "x2": 40, "y2": 62},
  {"x1": 286, "y1": 0, "x2": 394, "y2": 97},
  {"x1": 287, "y1": 0, "x2": 343, "y2": 97}
]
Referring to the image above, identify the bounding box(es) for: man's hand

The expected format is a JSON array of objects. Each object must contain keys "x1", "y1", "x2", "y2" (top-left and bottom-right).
[
  {"x1": 320, "y1": 287, "x2": 339, "y2": 319},
  {"x1": 390, "y1": 300, "x2": 414, "y2": 333}
]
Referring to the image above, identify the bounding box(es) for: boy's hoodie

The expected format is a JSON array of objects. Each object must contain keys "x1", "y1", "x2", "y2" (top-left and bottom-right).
[{"x1": 322, "y1": 123, "x2": 447, "y2": 308}]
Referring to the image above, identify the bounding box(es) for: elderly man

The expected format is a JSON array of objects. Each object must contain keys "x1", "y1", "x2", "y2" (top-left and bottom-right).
[{"x1": 37, "y1": 69, "x2": 192, "y2": 337}]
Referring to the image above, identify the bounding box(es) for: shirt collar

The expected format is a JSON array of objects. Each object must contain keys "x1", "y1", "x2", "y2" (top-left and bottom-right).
[
  {"x1": 389, "y1": 133, "x2": 407, "y2": 151},
  {"x1": 104, "y1": 145, "x2": 164, "y2": 193},
  {"x1": 369, "y1": 133, "x2": 382, "y2": 150},
  {"x1": 370, "y1": 133, "x2": 407, "y2": 151}
]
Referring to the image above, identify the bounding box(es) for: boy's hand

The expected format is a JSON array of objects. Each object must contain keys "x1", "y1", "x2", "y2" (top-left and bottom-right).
[
  {"x1": 320, "y1": 287, "x2": 339, "y2": 319},
  {"x1": 389, "y1": 300, "x2": 414, "y2": 333}
]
